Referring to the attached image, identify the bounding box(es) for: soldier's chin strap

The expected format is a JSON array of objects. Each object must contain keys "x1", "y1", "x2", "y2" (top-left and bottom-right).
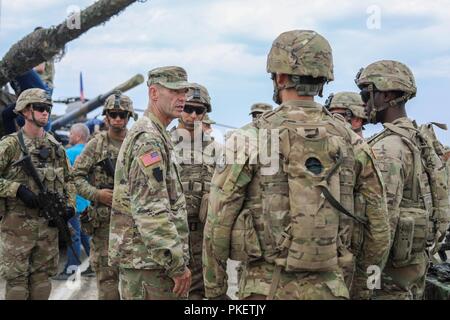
[
  {"x1": 272, "y1": 75, "x2": 324, "y2": 104},
  {"x1": 30, "y1": 111, "x2": 46, "y2": 128},
  {"x1": 367, "y1": 84, "x2": 411, "y2": 124}
]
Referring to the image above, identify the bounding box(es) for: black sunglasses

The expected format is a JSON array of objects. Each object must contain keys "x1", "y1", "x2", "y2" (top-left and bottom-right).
[
  {"x1": 360, "y1": 88, "x2": 379, "y2": 104},
  {"x1": 108, "y1": 111, "x2": 129, "y2": 119},
  {"x1": 183, "y1": 105, "x2": 205, "y2": 115},
  {"x1": 32, "y1": 103, "x2": 52, "y2": 113},
  {"x1": 332, "y1": 109, "x2": 353, "y2": 120}
]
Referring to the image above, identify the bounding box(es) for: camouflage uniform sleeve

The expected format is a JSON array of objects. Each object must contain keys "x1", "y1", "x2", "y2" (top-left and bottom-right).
[
  {"x1": 0, "y1": 137, "x2": 21, "y2": 197},
  {"x1": 61, "y1": 147, "x2": 76, "y2": 209},
  {"x1": 129, "y1": 134, "x2": 187, "y2": 278},
  {"x1": 203, "y1": 161, "x2": 253, "y2": 298},
  {"x1": 351, "y1": 142, "x2": 391, "y2": 299},
  {"x1": 73, "y1": 138, "x2": 99, "y2": 202},
  {"x1": 371, "y1": 136, "x2": 408, "y2": 242}
]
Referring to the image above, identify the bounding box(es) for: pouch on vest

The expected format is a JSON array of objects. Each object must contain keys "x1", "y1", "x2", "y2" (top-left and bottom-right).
[
  {"x1": 392, "y1": 216, "x2": 414, "y2": 267},
  {"x1": 230, "y1": 208, "x2": 262, "y2": 262}
]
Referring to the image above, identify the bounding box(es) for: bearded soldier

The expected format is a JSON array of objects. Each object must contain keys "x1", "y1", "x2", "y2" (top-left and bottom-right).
[
  {"x1": 325, "y1": 92, "x2": 368, "y2": 138},
  {"x1": 203, "y1": 30, "x2": 391, "y2": 300},
  {"x1": 170, "y1": 83, "x2": 221, "y2": 299},
  {"x1": 73, "y1": 91, "x2": 137, "y2": 300},
  {"x1": 0, "y1": 88, "x2": 75, "y2": 300},
  {"x1": 109, "y1": 66, "x2": 192, "y2": 300},
  {"x1": 356, "y1": 60, "x2": 450, "y2": 299}
]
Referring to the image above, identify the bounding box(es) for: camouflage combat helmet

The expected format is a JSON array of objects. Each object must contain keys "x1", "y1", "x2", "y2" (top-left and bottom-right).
[
  {"x1": 249, "y1": 102, "x2": 273, "y2": 115},
  {"x1": 102, "y1": 91, "x2": 138, "y2": 120},
  {"x1": 267, "y1": 30, "x2": 334, "y2": 81},
  {"x1": 355, "y1": 60, "x2": 416, "y2": 97},
  {"x1": 355, "y1": 60, "x2": 416, "y2": 123},
  {"x1": 202, "y1": 113, "x2": 216, "y2": 125},
  {"x1": 325, "y1": 92, "x2": 367, "y2": 122},
  {"x1": 14, "y1": 88, "x2": 52, "y2": 114},
  {"x1": 186, "y1": 83, "x2": 212, "y2": 112},
  {"x1": 267, "y1": 30, "x2": 334, "y2": 101}
]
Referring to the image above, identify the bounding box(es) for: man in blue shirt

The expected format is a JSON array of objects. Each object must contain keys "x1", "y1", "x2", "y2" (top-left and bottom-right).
[{"x1": 55, "y1": 123, "x2": 92, "y2": 279}]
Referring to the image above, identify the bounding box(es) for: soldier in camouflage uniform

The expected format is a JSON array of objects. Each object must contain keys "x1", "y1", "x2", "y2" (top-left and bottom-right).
[
  {"x1": 325, "y1": 92, "x2": 368, "y2": 138},
  {"x1": 249, "y1": 103, "x2": 273, "y2": 123},
  {"x1": 170, "y1": 83, "x2": 221, "y2": 299},
  {"x1": 109, "y1": 66, "x2": 192, "y2": 300},
  {"x1": 0, "y1": 88, "x2": 75, "y2": 300},
  {"x1": 73, "y1": 91, "x2": 137, "y2": 300},
  {"x1": 203, "y1": 30, "x2": 391, "y2": 300},
  {"x1": 356, "y1": 60, "x2": 450, "y2": 299}
]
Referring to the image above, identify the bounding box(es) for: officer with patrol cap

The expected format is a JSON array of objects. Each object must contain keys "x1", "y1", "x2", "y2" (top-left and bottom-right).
[
  {"x1": 73, "y1": 90, "x2": 137, "y2": 300},
  {"x1": 325, "y1": 92, "x2": 368, "y2": 138},
  {"x1": 0, "y1": 88, "x2": 76, "y2": 300},
  {"x1": 249, "y1": 103, "x2": 273, "y2": 123}
]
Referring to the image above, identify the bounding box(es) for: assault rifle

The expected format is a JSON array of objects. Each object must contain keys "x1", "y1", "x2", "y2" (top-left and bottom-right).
[{"x1": 13, "y1": 155, "x2": 81, "y2": 265}]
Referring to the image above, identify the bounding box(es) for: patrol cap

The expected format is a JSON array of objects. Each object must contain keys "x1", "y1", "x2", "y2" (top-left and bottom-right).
[
  {"x1": 14, "y1": 88, "x2": 52, "y2": 114},
  {"x1": 147, "y1": 66, "x2": 193, "y2": 90},
  {"x1": 186, "y1": 83, "x2": 212, "y2": 112},
  {"x1": 249, "y1": 103, "x2": 273, "y2": 115},
  {"x1": 202, "y1": 113, "x2": 216, "y2": 125}
]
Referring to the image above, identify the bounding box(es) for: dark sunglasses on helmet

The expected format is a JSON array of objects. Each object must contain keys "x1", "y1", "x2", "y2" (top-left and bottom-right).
[
  {"x1": 32, "y1": 103, "x2": 52, "y2": 113},
  {"x1": 183, "y1": 105, "x2": 206, "y2": 115},
  {"x1": 107, "y1": 111, "x2": 129, "y2": 119}
]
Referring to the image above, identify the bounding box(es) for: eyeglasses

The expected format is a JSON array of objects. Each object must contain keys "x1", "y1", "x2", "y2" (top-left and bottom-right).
[
  {"x1": 32, "y1": 103, "x2": 52, "y2": 113},
  {"x1": 183, "y1": 105, "x2": 206, "y2": 115},
  {"x1": 107, "y1": 111, "x2": 129, "y2": 119},
  {"x1": 252, "y1": 112, "x2": 262, "y2": 119}
]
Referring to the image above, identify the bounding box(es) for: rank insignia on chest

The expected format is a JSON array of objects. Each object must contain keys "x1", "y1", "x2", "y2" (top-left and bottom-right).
[{"x1": 140, "y1": 151, "x2": 161, "y2": 167}]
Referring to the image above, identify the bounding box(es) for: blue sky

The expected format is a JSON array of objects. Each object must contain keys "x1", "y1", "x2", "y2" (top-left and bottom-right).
[{"x1": 1, "y1": 0, "x2": 449, "y2": 145}]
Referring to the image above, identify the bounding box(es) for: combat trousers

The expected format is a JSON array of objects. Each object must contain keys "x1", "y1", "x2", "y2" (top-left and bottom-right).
[
  {"x1": 238, "y1": 261, "x2": 349, "y2": 300},
  {"x1": 0, "y1": 211, "x2": 58, "y2": 300},
  {"x1": 373, "y1": 251, "x2": 429, "y2": 300},
  {"x1": 187, "y1": 219, "x2": 205, "y2": 300},
  {"x1": 90, "y1": 217, "x2": 119, "y2": 300},
  {"x1": 119, "y1": 268, "x2": 187, "y2": 300}
]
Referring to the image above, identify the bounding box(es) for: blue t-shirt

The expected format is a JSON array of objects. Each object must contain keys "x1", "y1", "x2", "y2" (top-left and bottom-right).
[{"x1": 66, "y1": 144, "x2": 90, "y2": 214}]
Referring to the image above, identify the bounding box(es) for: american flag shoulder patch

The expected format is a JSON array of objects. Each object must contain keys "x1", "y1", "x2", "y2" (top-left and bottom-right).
[{"x1": 140, "y1": 151, "x2": 161, "y2": 167}]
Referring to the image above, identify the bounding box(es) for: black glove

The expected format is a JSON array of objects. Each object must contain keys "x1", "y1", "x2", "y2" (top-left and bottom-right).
[{"x1": 16, "y1": 185, "x2": 40, "y2": 208}]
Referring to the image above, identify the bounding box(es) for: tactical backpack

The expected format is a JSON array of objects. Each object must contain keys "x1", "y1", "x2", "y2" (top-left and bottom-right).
[{"x1": 254, "y1": 105, "x2": 366, "y2": 272}]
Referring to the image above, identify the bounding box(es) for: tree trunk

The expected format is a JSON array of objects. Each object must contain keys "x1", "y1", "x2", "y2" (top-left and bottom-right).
[{"x1": 0, "y1": 0, "x2": 139, "y2": 87}]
